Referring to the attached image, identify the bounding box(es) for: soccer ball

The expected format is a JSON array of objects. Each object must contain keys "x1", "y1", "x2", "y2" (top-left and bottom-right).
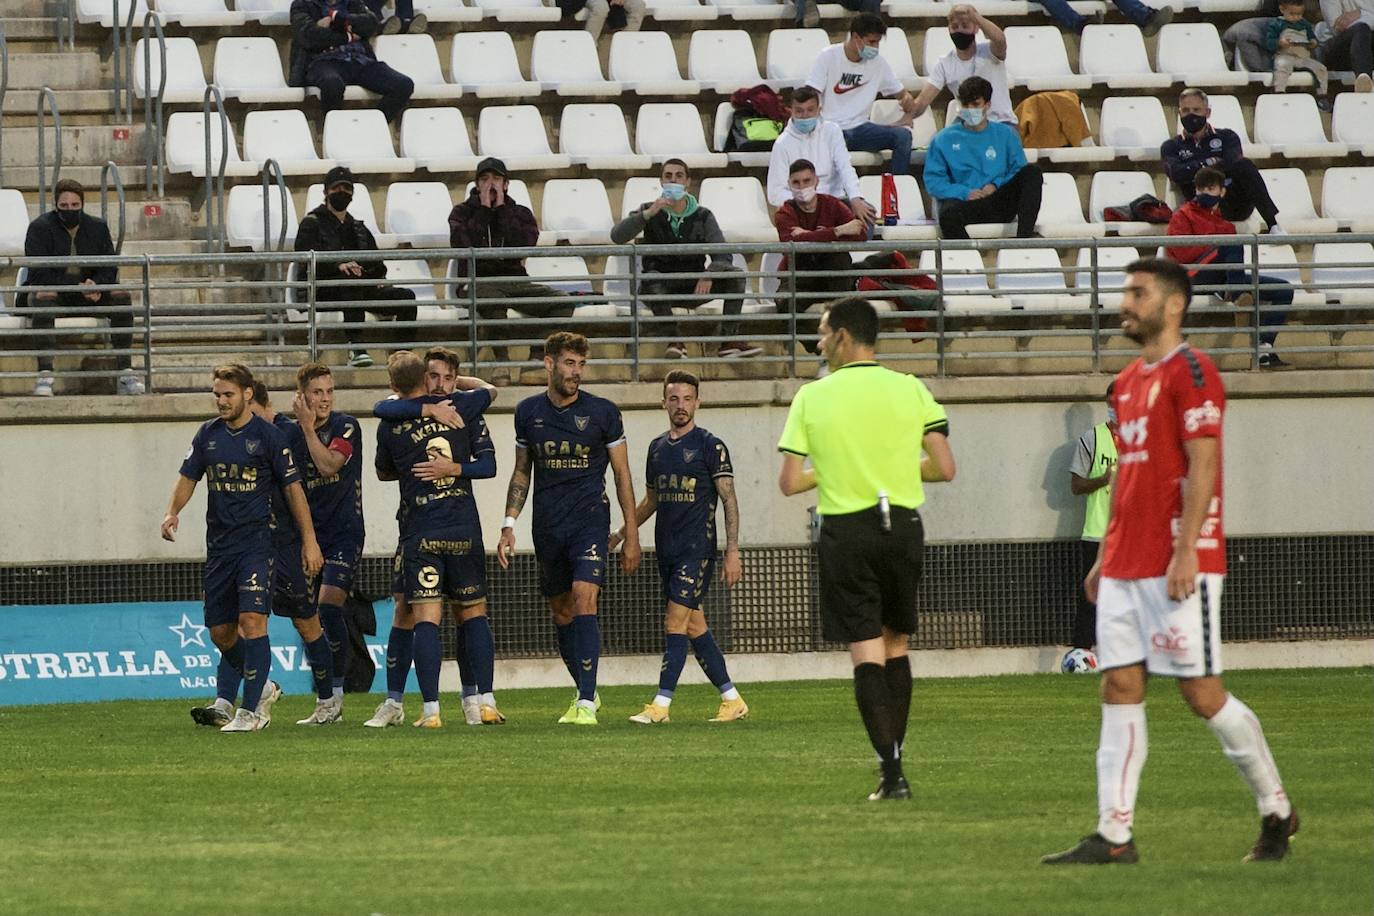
[{"x1": 1061, "y1": 648, "x2": 1099, "y2": 674}]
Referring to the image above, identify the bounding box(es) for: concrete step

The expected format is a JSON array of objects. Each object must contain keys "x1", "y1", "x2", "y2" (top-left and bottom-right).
[
  {"x1": 2, "y1": 123, "x2": 147, "y2": 167},
  {"x1": 4, "y1": 51, "x2": 106, "y2": 90},
  {"x1": 4, "y1": 88, "x2": 116, "y2": 115},
  {"x1": 1, "y1": 162, "x2": 146, "y2": 192},
  {"x1": 0, "y1": 16, "x2": 67, "y2": 43}
]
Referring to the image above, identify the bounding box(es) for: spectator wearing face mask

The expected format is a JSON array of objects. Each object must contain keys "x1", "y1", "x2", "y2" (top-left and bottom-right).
[
  {"x1": 766, "y1": 86, "x2": 874, "y2": 229},
  {"x1": 21, "y1": 178, "x2": 141, "y2": 397},
  {"x1": 908, "y1": 5, "x2": 1015, "y2": 125},
  {"x1": 923, "y1": 76, "x2": 1042, "y2": 240},
  {"x1": 805, "y1": 13, "x2": 922, "y2": 177},
  {"x1": 611, "y1": 158, "x2": 759, "y2": 360}
]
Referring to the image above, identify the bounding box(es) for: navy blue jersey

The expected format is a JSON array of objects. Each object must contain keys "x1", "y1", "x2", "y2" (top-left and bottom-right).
[
  {"x1": 300, "y1": 411, "x2": 365, "y2": 543},
  {"x1": 514, "y1": 391, "x2": 626, "y2": 530},
  {"x1": 179, "y1": 413, "x2": 302, "y2": 554},
  {"x1": 269, "y1": 414, "x2": 310, "y2": 547},
  {"x1": 375, "y1": 394, "x2": 495, "y2": 539},
  {"x1": 373, "y1": 388, "x2": 492, "y2": 425},
  {"x1": 645, "y1": 426, "x2": 733, "y2": 560}
]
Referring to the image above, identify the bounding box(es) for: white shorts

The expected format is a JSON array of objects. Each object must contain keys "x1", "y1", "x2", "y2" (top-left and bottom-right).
[{"x1": 1097, "y1": 574, "x2": 1225, "y2": 678}]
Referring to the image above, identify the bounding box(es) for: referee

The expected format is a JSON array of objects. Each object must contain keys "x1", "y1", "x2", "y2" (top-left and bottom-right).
[{"x1": 777, "y1": 298, "x2": 956, "y2": 801}]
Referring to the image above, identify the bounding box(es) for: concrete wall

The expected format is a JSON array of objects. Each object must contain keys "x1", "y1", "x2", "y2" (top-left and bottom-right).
[{"x1": 1, "y1": 377, "x2": 1370, "y2": 565}]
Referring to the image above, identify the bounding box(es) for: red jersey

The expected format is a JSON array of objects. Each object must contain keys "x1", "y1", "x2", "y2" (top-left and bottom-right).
[{"x1": 1102, "y1": 343, "x2": 1226, "y2": 579}]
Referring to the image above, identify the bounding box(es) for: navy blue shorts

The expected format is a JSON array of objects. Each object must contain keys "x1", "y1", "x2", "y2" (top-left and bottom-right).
[
  {"x1": 271, "y1": 539, "x2": 314, "y2": 619},
  {"x1": 533, "y1": 524, "x2": 609, "y2": 598},
  {"x1": 402, "y1": 532, "x2": 487, "y2": 604},
  {"x1": 320, "y1": 537, "x2": 363, "y2": 593},
  {"x1": 658, "y1": 555, "x2": 714, "y2": 611},
  {"x1": 203, "y1": 548, "x2": 273, "y2": 628}
]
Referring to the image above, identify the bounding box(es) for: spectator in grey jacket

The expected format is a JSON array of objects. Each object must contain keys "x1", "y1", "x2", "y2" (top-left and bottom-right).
[{"x1": 611, "y1": 160, "x2": 759, "y2": 360}]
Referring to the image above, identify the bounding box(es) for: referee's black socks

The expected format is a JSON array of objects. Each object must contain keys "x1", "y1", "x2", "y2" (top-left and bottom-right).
[
  {"x1": 854, "y1": 663, "x2": 903, "y2": 780},
  {"x1": 884, "y1": 655, "x2": 913, "y2": 752}
]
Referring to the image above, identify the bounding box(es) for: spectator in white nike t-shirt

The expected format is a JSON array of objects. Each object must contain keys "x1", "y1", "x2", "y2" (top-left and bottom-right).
[
  {"x1": 805, "y1": 12, "x2": 920, "y2": 176},
  {"x1": 909, "y1": 5, "x2": 1016, "y2": 125}
]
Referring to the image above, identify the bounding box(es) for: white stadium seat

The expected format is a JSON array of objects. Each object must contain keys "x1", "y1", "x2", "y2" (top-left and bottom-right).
[
  {"x1": 450, "y1": 32, "x2": 541, "y2": 98},
  {"x1": 1187, "y1": 94, "x2": 1272, "y2": 160},
  {"x1": 530, "y1": 30, "x2": 623, "y2": 97},
  {"x1": 322, "y1": 110, "x2": 416, "y2": 174},
  {"x1": 879, "y1": 26, "x2": 921, "y2": 92},
  {"x1": 75, "y1": 0, "x2": 148, "y2": 26},
  {"x1": 1311, "y1": 242, "x2": 1374, "y2": 305},
  {"x1": 1089, "y1": 171, "x2": 1160, "y2": 237},
  {"x1": 400, "y1": 107, "x2": 481, "y2": 173},
  {"x1": 0, "y1": 189, "x2": 30, "y2": 255},
  {"x1": 1260, "y1": 167, "x2": 1338, "y2": 235},
  {"x1": 412, "y1": 0, "x2": 482, "y2": 23},
  {"x1": 243, "y1": 110, "x2": 336, "y2": 176},
  {"x1": 609, "y1": 31, "x2": 700, "y2": 95},
  {"x1": 688, "y1": 30, "x2": 771, "y2": 93},
  {"x1": 480, "y1": 0, "x2": 561, "y2": 22},
  {"x1": 1098, "y1": 96, "x2": 1171, "y2": 161},
  {"x1": 1155, "y1": 23, "x2": 1248, "y2": 88},
  {"x1": 1321, "y1": 167, "x2": 1374, "y2": 232},
  {"x1": 1004, "y1": 27, "x2": 1091, "y2": 91},
  {"x1": 477, "y1": 105, "x2": 573, "y2": 172},
  {"x1": 214, "y1": 37, "x2": 305, "y2": 103},
  {"x1": 619, "y1": 176, "x2": 665, "y2": 217},
  {"x1": 165, "y1": 112, "x2": 259, "y2": 177},
  {"x1": 1037, "y1": 171, "x2": 1106, "y2": 239},
  {"x1": 1080, "y1": 25, "x2": 1173, "y2": 89},
  {"x1": 132, "y1": 37, "x2": 206, "y2": 103},
  {"x1": 524, "y1": 255, "x2": 596, "y2": 296},
  {"x1": 764, "y1": 29, "x2": 829, "y2": 84},
  {"x1": 303, "y1": 183, "x2": 398, "y2": 248},
  {"x1": 636, "y1": 103, "x2": 728, "y2": 168},
  {"x1": 235, "y1": 0, "x2": 291, "y2": 24},
  {"x1": 1331, "y1": 93, "x2": 1374, "y2": 155},
  {"x1": 645, "y1": 0, "x2": 719, "y2": 20},
  {"x1": 384, "y1": 260, "x2": 442, "y2": 309},
  {"x1": 1253, "y1": 95, "x2": 1348, "y2": 159},
  {"x1": 719, "y1": 0, "x2": 789, "y2": 22},
  {"x1": 155, "y1": 0, "x2": 246, "y2": 26},
  {"x1": 993, "y1": 248, "x2": 1082, "y2": 311},
  {"x1": 1074, "y1": 244, "x2": 1140, "y2": 306},
  {"x1": 697, "y1": 176, "x2": 774, "y2": 242},
  {"x1": 374, "y1": 34, "x2": 463, "y2": 100},
  {"x1": 559, "y1": 105, "x2": 653, "y2": 170},
  {"x1": 1256, "y1": 244, "x2": 1325, "y2": 307},
  {"x1": 857, "y1": 173, "x2": 936, "y2": 241},
  {"x1": 226, "y1": 184, "x2": 298, "y2": 251},
  {"x1": 917, "y1": 249, "x2": 1008, "y2": 315},
  {"x1": 384, "y1": 181, "x2": 454, "y2": 247},
  {"x1": 541, "y1": 179, "x2": 616, "y2": 244}
]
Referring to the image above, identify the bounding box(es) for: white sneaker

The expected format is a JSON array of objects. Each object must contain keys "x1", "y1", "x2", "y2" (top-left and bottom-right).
[
  {"x1": 220, "y1": 708, "x2": 269, "y2": 732},
  {"x1": 1266, "y1": 224, "x2": 1287, "y2": 236},
  {"x1": 33, "y1": 374, "x2": 54, "y2": 397},
  {"x1": 364, "y1": 698, "x2": 406, "y2": 728},
  {"x1": 255, "y1": 679, "x2": 282, "y2": 722},
  {"x1": 348, "y1": 350, "x2": 374, "y2": 368},
  {"x1": 296, "y1": 695, "x2": 343, "y2": 725},
  {"x1": 462, "y1": 695, "x2": 483, "y2": 726},
  {"x1": 117, "y1": 372, "x2": 145, "y2": 395}
]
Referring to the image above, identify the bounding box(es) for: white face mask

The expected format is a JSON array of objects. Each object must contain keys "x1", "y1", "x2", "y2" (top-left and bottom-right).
[
  {"x1": 792, "y1": 186, "x2": 818, "y2": 204},
  {"x1": 960, "y1": 106, "x2": 986, "y2": 127}
]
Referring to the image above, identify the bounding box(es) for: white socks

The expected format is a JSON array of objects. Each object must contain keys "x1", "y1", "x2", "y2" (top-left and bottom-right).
[
  {"x1": 213, "y1": 697, "x2": 234, "y2": 713},
  {"x1": 422, "y1": 700, "x2": 440, "y2": 717},
  {"x1": 721, "y1": 687, "x2": 741, "y2": 701},
  {"x1": 1207, "y1": 694, "x2": 1291, "y2": 818},
  {"x1": 1096, "y1": 703, "x2": 1148, "y2": 845},
  {"x1": 480, "y1": 692, "x2": 496, "y2": 708},
  {"x1": 652, "y1": 695, "x2": 672, "y2": 708}
]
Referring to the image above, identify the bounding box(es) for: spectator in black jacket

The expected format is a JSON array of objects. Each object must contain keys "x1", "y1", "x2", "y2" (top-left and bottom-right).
[
  {"x1": 289, "y1": 0, "x2": 413, "y2": 123},
  {"x1": 1161, "y1": 87, "x2": 1283, "y2": 232},
  {"x1": 448, "y1": 157, "x2": 574, "y2": 385},
  {"x1": 610, "y1": 159, "x2": 759, "y2": 360},
  {"x1": 22, "y1": 178, "x2": 140, "y2": 397},
  {"x1": 295, "y1": 166, "x2": 417, "y2": 368}
]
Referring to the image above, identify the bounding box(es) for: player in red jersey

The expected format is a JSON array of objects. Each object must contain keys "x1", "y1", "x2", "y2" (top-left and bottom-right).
[{"x1": 1043, "y1": 258, "x2": 1297, "y2": 866}]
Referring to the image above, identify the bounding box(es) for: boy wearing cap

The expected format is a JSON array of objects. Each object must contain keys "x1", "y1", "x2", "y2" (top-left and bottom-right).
[{"x1": 295, "y1": 166, "x2": 418, "y2": 368}]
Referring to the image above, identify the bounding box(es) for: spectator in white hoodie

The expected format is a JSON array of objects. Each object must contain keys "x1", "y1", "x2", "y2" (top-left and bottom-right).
[{"x1": 766, "y1": 86, "x2": 876, "y2": 226}]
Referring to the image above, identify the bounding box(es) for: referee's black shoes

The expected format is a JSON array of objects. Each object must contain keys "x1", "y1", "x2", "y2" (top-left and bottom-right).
[
  {"x1": 1244, "y1": 807, "x2": 1300, "y2": 863},
  {"x1": 867, "y1": 776, "x2": 912, "y2": 801},
  {"x1": 1041, "y1": 833, "x2": 1139, "y2": 865}
]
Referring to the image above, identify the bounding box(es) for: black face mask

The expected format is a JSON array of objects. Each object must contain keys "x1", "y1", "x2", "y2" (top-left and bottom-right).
[
  {"x1": 58, "y1": 208, "x2": 81, "y2": 228},
  {"x1": 1181, "y1": 113, "x2": 1208, "y2": 134},
  {"x1": 949, "y1": 30, "x2": 976, "y2": 50},
  {"x1": 327, "y1": 191, "x2": 353, "y2": 212}
]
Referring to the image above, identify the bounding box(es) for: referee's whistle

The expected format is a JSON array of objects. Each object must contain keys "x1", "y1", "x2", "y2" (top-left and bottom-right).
[{"x1": 878, "y1": 490, "x2": 891, "y2": 533}]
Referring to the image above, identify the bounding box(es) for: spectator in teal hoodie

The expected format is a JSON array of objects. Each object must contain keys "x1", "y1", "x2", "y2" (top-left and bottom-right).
[{"x1": 923, "y1": 76, "x2": 1042, "y2": 240}]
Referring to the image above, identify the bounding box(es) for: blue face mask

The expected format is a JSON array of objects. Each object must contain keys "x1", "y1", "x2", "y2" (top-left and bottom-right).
[
  {"x1": 1195, "y1": 193, "x2": 1221, "y2": 210},
  {"x1": 661, "y1": 182, "x2": 687, "y2": 201},
  {"x1": 793, "y1": 116, "x2": 819, "y2": 134},
  {"x1": 858, "y1": 44, "x2": 880, "y2": 60},
  {"x1": 960, "y1": 107, "x2": 985, "y2": 127}
]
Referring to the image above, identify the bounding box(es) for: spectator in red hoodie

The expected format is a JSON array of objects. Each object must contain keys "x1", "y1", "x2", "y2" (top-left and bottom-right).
[
  {"x1": 1165, "y1": 166, "x2": 1291, "y2": 369},
  {"x1": 774, "y1": 159, "x2": 866, "y2": 352}
]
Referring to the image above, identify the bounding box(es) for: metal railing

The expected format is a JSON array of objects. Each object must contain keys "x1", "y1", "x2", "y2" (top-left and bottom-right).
[
  {"x1": 0, "y1": 23, "x2": 7, "y2": 188},
  {"x1": 99, "y1": 160, "x2": 127, "y2": 254},
  {"x1": 112, "y1": 0, "x2": 138, "y2": 122},
  {"x1": 0, "y1": 234, "x2": 1370, "y2": 392},
  {"x1": 141, "y1": 10, "x2": 167, "y2": 197},
  {"x1": 35, "y1": 87, "x2": 61, "y2": 213},
  {"x1": 201, "y1": 85, "x2": 231, "y2": 254}
]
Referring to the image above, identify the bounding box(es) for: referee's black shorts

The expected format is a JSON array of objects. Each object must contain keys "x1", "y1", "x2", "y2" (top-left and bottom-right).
[{"x1": 817, "y1": 506, "x2": 924, "y2": 644}]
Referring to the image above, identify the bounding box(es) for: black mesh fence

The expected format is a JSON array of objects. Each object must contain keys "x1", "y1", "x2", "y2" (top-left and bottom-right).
[{"x1": 2, "y1": 536, "x2": 1371, "y2": 657}]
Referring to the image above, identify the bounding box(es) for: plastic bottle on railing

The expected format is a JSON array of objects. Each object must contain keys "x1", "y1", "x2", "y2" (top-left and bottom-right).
[{"x1": 880, "y1": 172, "x2": 899, "y2": 226}]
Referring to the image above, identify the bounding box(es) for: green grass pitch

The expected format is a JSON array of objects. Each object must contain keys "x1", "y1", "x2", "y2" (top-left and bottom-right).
[{"x1": 1, "y1": 668, "x2": 1370, "y2": 915}]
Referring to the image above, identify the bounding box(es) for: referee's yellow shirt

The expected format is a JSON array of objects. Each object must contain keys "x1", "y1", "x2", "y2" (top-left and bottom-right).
[{"x1": 777, "y1": 361, "x2": 948, "y2": 516}]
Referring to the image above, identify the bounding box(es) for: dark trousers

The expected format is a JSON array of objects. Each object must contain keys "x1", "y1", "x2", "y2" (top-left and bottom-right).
[
  {"x1": 1195, "y1": 246, "x2": 1291, "y2": 347},
  {"x1": 1320, "y1": 22, "x2": 1374, "y2": 77},
  {"x1": 305, "y1": 56, "x2": 414, "y2": 122},
  {"x1": 937, "y1": 164, "x2": 1043, "y2": 240},
  {"x1": 364, "y1": 0, "x2": 414, "y2": 20},
  {"x1": 318, "y1": 284, "x2": 417, "y2": 348},
  {"x1": 21, "y1": 288, "x2": 135, "y2": 372},
  {"x1": 1073, "y1": 539, "x2": 1099, "y2": 650},
  {"x1": 468, "y1": 278, "x2": 575, "y2": 363},
  {"x1": 777, "y1": 252, "x2": 853, "y2": 352},
  {"x1": 836, "y1": 0, "x2": 881, "y2": 11},
  {"x1": 638, "y1": 268, "x2": 746, "y2": 341},
  {"x1": 1217, "y1": 157, "x2": 1280, "y2": 228}
]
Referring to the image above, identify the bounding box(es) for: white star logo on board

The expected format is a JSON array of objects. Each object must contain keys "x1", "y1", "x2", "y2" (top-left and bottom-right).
[{"x1": 169, "y1": 613, "x2": 208, "y2": 649}]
